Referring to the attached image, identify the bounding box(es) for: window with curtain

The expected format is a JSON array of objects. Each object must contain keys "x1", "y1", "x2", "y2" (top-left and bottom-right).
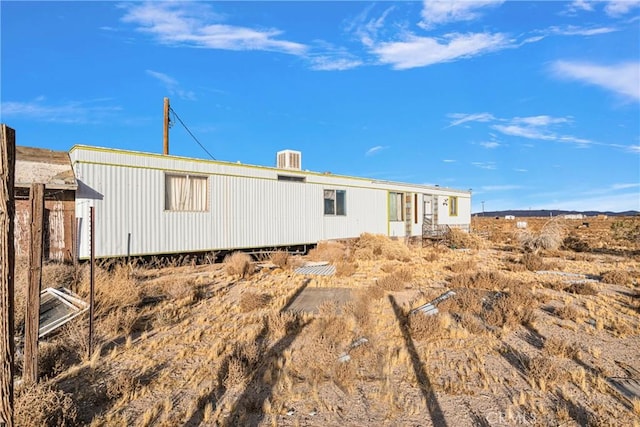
[
  {"x1": 165, "y1": 174, "x2": 208, "y2": 211},
  {"x1": 324, "y1": 189, "x2": 346, "y2": 215},
  {"x1": 389, "y1": 192, "x2": 404, "y2": 221},
  {"x1": 449, "y1": 196, "x2": 458, "y2": 216}
]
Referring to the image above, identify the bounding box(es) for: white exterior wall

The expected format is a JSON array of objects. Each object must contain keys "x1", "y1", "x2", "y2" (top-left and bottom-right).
[{"x1": 71, "y1": 146, "x2": 471, "y2": 258}]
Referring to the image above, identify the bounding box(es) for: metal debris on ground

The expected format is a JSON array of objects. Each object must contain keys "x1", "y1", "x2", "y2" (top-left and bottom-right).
[
  {"x1": 338, "y1": 337, "x2": 369, "y2": 363},
  {"x1": 294, "y1": 263, "x2": 336, "y2": 276},
  {"x1": 410, "y1": 290, "x2": 456, "y2": 316},
  {"x1": 39, "y1": 287, "x2": 89, "y2": 338}
]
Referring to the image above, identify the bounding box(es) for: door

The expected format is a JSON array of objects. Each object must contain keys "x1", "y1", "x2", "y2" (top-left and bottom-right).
[{"x1": 423, "y1": 194, "x2": 434, "y2": 234}]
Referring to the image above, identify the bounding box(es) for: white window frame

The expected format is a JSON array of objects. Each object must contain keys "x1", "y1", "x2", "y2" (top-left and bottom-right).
[
  {"x1": 164, "y1": 173, "x2": 209, "y2": 212},
  {"x1": 324, "y1": 189, "x2": 346, "y2": 216},
  {"x1": 389, "y1": 192, "x2": 404, "y2": 221}
]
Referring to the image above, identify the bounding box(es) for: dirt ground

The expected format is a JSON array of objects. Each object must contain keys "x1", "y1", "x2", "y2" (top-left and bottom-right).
[{"x1": 13, "y1": 216, "x2": 640, "y2": 426}]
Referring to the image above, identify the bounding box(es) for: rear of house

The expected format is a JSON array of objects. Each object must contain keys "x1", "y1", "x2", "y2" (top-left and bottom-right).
[{"x1": 70, "y1": 145, "x2": 471, "y2": 259}]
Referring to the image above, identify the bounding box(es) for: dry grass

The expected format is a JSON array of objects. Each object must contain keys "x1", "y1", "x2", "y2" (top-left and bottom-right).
[
  {"x1": 600, "y1": 270, "x2": 633, "y2": 286},
  {"x1": 449, "y1": 271, "x2": 516, "y2": 290},
  {"x1": 448, "y1": 259, "x2": 477, "y2": 273},
  {"x1": 239, "y1": 291, "x2": 271, "y2": 312},
  {"x1": 566, "y1": 282, "x2": 598, "y2": 296},
  {"x1": 444, "y1": 228, "x2": 485, "y2": 249},
  {"x1": 269, "y1": 250, "x2": 291, "y2": 269},
  {"x1": 336, "y1": 260, "x2": 357, "y2": 277},
  {"x1": 483, "y1": 290, "x2": 535, "y2": 329},
  {"x1": 521, "y1": 253, "x2": 546, "y2": 271},
  {"x1": 408, "y1": 313, "x2": 446, "y2": 341},
  {"x1": 308, "y1": 240, "x2": 347, "y2": 263},
  {"x1": 15, "y1": 382, "x2": 78, "y2": 427},
  {"x1": 519, "y1": 219, "x2": 565, "y2": 252},
  {"x1": 224, "y1": 251, "x2": 254, "y2": 278},
  {"x1": 352, "y1": 233, "x2": 412, "y2": 261},
  {"x1": 543, "y1": 337, "x2": 580, "y2": 359},
  {"x1": 377, "y1": 268, "x2": 413, "y2": 291},
  {"x1": 554, "y1": 304, "x2": 582, "y2": 322}
]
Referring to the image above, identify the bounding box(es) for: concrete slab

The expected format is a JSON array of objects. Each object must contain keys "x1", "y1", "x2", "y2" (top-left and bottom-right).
[{"x1": 285, "y1": 287, "x2": 353, "y2": 314}]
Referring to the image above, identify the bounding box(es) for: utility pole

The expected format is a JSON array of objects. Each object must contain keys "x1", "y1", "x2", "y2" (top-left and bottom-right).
[
  {"x1": 163, "y1": 97, "x2": 170, "y2": 155},
  {"x1": 0, "y1": 124, "x2": 16, "y2": 427},
  {"x1": 481, "y1": 201, "x2": 485, "y2": 216}
]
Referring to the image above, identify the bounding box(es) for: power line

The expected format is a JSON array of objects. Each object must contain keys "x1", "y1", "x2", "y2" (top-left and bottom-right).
[{"x1": 169, "y1": 106, "x2": 216, "y2": 160}]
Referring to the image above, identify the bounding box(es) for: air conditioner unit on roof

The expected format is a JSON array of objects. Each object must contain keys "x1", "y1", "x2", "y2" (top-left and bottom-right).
[{"x1": 277, "y1": 149, "x2": 301, "y2": 170}]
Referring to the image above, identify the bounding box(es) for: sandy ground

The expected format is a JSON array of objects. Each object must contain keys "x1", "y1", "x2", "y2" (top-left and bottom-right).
[{"x1": 17, "y1": 217, "x2": 640, "y2": 426}]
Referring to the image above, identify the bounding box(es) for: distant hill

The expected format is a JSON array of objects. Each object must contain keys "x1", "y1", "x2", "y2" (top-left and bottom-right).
[{"x1": 474, "y1": 209, "x2": 639, "y2": 217}]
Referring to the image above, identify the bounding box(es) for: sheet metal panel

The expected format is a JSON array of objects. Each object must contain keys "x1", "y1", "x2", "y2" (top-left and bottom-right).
[{"x1": 71, "y1": 147, "x2": 472, "y2": 258}]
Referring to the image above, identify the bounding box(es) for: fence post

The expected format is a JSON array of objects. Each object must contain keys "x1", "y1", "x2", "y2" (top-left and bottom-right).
[
  {"x1": 88, "y1": 206, "x2": 95, "y2": 359},
  {"x1": 0, "y1": 124, "x2": 16, "y2": 427},
  {"x1": 23, "y1": 183, "x2": 45, "y2": 384}
]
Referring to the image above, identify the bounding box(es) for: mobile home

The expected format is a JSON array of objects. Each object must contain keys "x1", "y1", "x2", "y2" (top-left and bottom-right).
[{"x1": 70, "y1": 145, "x2": 471, "y2": 259}]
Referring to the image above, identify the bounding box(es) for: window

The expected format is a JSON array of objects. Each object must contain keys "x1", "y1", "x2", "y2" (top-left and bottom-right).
[
  {"x1": 165, "y1": 174, "x2": 208, "y2": 211},
  {"x1": 324, "y1": 189, "x2": 346, "y2": 215},
  {"x1": 389, "y1": 192, "x2": 404, "y2": 221},
  {"x1": 449, "y1": 196, "x2": 458, "y2": 216},
  {"x1": 278, "y1": 175, "x2": 305, "y2": 183}
]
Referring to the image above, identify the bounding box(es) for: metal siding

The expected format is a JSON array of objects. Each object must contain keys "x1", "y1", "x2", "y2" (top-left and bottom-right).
[{"x1": 71, "y1": 147, "x2": 471, "y2": 257}]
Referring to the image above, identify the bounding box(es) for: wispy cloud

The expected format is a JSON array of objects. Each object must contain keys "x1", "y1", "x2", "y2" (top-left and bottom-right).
[
  {"x1": 120, "y1": 2, "x2": 307, "y2": 55},
  {"x1": 479, "y1": 141, "x2": 500, "y2": 149},
  {"x1": 514, "y1": 168, "x2": 528, "y2": 173},
  {"x1": 567, "y1": 0, "x2": 595, "y2": 13},
  {"x1": 446, "y1": 112, "x2": 633, "y2": 150},
  {"x1": 535, "y1": 192, "x2": 640, "y2": 212},
  {"x1": 551, "y1": 61, "x2": 640, "y2": 101},
  {"x1": 447, "y1": 112, "x2": 495, "y2": 127},
  {"x1": 366, "y1": 145, "x2": 388, "y2": 156},
  {"x1": 472, "y1": 161, "x2": 497, "y2": 170},
  {"x1": 0, "y1": 97, "x2": 121, "y2": 124},
  {"x1": 146, "y1": 70, "x2": 196, "y2": 100},
  {"x1": 547, "y1": 25, "x2": 618, "y2": 36},
  {"x1": 418, "y1": 1, "x2": 504, "y2": 29},
  {"x1": 442, "y1": 159, "x2": 456, "y2": 163},
  {"x1": 481, "y1": 185, "x2": 523, "y2": 191},
  {"x1": 372, "y1": 32, "x2": 510, "y2": 70},
  {"x1": 611, "y1": 183, "x2": 640, "y2": 190},
  {"x1": 604, "y1": 1, "x2": 640, "y2": 17}
]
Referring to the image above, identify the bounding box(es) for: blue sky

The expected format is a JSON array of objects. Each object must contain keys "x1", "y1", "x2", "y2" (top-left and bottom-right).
[{"x1": 1, "y1": 1, "x2": 639, "y2": 213}]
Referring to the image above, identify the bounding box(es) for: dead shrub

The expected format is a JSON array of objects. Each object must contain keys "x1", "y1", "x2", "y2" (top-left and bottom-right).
[
  {"x1": 239, "y1": 292, "x2": 271, "y2": 312},
  {"x1": 79, "y1": 264, "x2": 141, "y2": 316},
  {"x1": 15, "y1": 382, "x2": 78, "y2": 427},
  {"x1": 526, "y1": 355, "x2": 564, "y2": 391},
  {"x1": 438, "y1": 288, "x2": 483, "y2": 315},
  {"x1": 409, "y1": 313, "x2": 446, "y2": 341},
  {"x1": 483, "y1": 290, "x2": 535, "y2": 329},
  {"x1": 448, "y1": 259, "x2": 477, "y2": 273},
  {"x1": 563, "y1": 235, "x2": 590, "y2": 252},
  {"x1": 600, "y1": 270, "x2": 633, "y2": 286},
  {"x1": 566, "y1": 282, "x2": 598, "y2": 296},
  {"x1": 521, "y1": 253, "x2": 546, "y2": 271},
  {"x1": 352, "y1": 233, "x2": 412, "y2": 261},
  {"x1": 308, "y1": 241, "x2": 346, "y2": 263},
  {"x1": 423, "y1": 250, "x2": 440, "y2": 262},
  {"x1": 61, "y1": 318, "x2": 91, "y2": 362},
  {"x1": 444, "y1": 228, "x2": 485, "y2": 249},
  {"x1": 544, "y1": 337, "x2": 579, "y2": 359},
  {"x1": 519, "y1": 219, "x2": 565, "y2": 252},
  {"x1": 289, "y1": 314, "x2": 351, "y2": 383},
  {"x1": 335, "y1": 260, "x2": 357, "y2": 277},
  {"x1": 555, "y1": 304, "x2": 582, "y2": 322},
  {"x1": 365, "y1": 285, "x2": 385, "y2": 300},
  {"x1": 224, "y1": 252, "x2": 254, "y2": 279},
  {"x1": 377, "y1": 268, "x2": 413, "y2": 291},
  {"x1": 107, "y1": 369, "x2": 140, "y2": 400},
  {"x1": 38, "y1": 340, "x2": 79, "y2": 379},
  {"x1": 269, "y1": 250, "x2": 290, "y2": 269},
  {"x1": 449, "y1": 271, "x2": 514, "y2": 290},
  {"x1": 99, "y1": 306, "x2": 139, "y2": 338}
]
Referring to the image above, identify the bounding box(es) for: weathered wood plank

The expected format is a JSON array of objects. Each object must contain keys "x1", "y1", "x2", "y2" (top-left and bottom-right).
[{"x1": 0, "y1": 124, "x2": 16, "y2": 426}]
